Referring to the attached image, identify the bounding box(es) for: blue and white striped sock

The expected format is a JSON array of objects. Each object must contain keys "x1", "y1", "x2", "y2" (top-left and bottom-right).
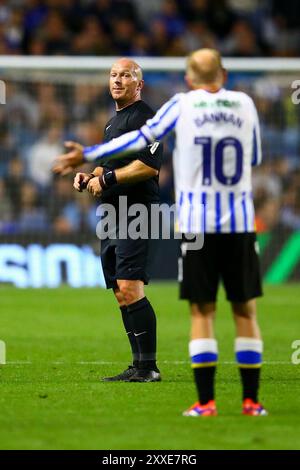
[
  {"x1": 235, "y1": 337, "x2": 263, "y2": 368},
  {"x1": 189, "y1": 338, "x2": 218, "y2": 368}
]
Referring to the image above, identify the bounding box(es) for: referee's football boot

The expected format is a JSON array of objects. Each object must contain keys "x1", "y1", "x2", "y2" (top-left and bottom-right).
[
  {"x1": 102, "y1": 365, "x2": 137, "y2": 382},
  {"x1": 242, "y1": 398, "x2": 268, "y2": 416},
  {"x1": 128, "y1": 368, "x2": 161, "y2": 382},
  {"x1": 183, "y1": 400, "x2": 217, "y2": 417}
]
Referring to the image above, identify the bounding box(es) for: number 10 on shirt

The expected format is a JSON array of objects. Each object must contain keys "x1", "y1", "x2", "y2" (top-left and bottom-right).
[{"x1": 195, "y1": 136, "x2": 243, "y2": 186}]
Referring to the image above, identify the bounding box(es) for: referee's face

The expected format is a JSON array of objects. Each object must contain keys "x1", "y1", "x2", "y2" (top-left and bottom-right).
[{"x1": 109, "y1": 59, "x2": 143, "y2": 108}]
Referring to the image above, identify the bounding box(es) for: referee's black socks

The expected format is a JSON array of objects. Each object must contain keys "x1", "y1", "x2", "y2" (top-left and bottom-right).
[
  {"x1": 127, "y1": 297, "x2": 158, "y2": 372},
  {"x1": 120, "y1": 305, "x2": 139, "y2": 368}
]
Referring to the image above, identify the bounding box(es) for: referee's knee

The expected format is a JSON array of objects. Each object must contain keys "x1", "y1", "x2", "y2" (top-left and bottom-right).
[{"x1": 117, "y1": 280, "x2": 144, "y2": 306}]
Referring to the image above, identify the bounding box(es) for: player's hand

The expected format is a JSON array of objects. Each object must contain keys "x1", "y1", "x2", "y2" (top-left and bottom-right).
[
  {"x1": 87, "y1": 177, "x2": 102, "y2": 197},
  {"x1": 73, "y1": 173, "x2": 93, "y2": 192},
  {"x1": 53, "y1": 141, "x2": 85, "y2": 175}
]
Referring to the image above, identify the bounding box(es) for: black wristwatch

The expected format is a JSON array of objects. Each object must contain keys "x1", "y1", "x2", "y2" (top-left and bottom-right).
[{"x1": 99, "y1": 170, "x2": 117, "y2": 190}]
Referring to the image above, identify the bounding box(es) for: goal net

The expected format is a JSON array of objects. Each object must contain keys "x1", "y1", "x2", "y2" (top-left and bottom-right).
[{"x1": 0, "y1": 56, "x2": 299, "y2": 287}]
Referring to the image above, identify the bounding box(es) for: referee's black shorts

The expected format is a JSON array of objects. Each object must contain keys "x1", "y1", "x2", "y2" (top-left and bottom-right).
[
  {"x1": 100, "y1": 235, "x2": 150, "y2": 290},
  {"x1": 100, "y1": 204, "x2": 153, "y2": 290},
  {"x1": 179, "y1": 232, "x2": 263, "y2": 303}
]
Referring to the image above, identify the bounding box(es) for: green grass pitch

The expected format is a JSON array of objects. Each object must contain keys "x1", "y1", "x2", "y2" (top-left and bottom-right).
[{"x1": 0, "y1": 283, "x2": 299, "y2": 450}]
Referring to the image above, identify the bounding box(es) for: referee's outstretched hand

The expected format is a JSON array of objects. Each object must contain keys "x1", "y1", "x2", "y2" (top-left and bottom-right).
[{"x1": 53, "y1": 141, "x2": 84, "y2": 175}]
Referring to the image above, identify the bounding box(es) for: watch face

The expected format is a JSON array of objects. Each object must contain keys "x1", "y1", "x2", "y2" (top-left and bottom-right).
[{"x1": 103, "y1": 170, "x2": 117, "y2": 188}]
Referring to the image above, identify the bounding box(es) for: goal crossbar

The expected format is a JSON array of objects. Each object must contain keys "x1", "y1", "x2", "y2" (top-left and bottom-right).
[{"x1": 0, "y1": 56, "x2": 300, "y2": 72}]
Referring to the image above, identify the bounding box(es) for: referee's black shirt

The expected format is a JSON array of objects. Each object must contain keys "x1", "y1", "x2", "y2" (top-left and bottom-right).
[{"x1": 99, "y1": 100, "x2": 163, "y2": 207}]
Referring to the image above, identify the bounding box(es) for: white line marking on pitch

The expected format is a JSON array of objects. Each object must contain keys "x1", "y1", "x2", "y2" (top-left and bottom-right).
[{"x1": 5, "y1": 360, "x2": 293, "y2": 365}]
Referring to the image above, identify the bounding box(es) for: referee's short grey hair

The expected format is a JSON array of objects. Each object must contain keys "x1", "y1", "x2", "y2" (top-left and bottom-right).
[{"x1": 111, "y1": 58, "x2": 143, "y2": 81}]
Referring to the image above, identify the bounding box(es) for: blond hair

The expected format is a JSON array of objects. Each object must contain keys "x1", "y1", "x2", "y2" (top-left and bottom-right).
[{"x1": 186, "y1": 49, "x2": 223, "y2": 86}]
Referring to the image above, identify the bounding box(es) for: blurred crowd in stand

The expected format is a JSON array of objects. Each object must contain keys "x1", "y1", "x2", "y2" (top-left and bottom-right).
[{"x1": 1, "y1": 0, "x2": 300, "y2": 57}]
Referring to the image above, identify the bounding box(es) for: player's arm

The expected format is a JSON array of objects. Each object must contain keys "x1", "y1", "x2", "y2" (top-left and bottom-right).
[
  {"x1": 54, "y1": 95, "x2": 181, "y2": 173},
  {"x1": 86, "y1": 160, "x2": 158, "y2": 197},
  {"x1": 251, "y1": 101, "x2": 262, "y2": 167},
  {"x1": 84, "y1": 95, "x2": 180, "y2": 162}
]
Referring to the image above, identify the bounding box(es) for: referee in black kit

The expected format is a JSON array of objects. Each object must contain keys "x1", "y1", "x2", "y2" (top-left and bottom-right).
[{"x1": 71, "y1": 58, "x2": 163, "y2": 382}]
